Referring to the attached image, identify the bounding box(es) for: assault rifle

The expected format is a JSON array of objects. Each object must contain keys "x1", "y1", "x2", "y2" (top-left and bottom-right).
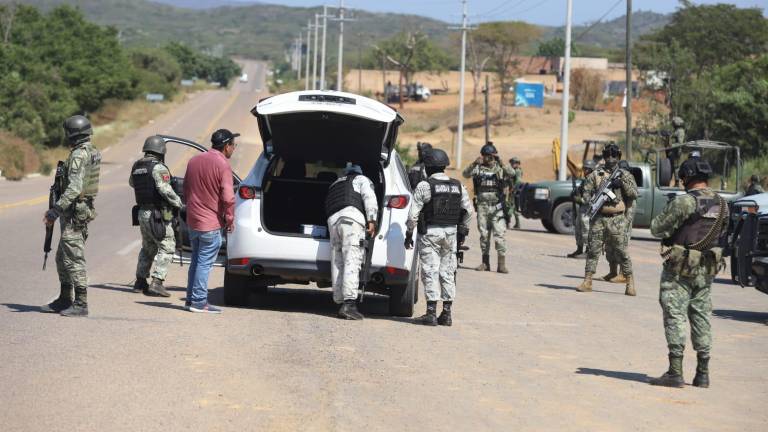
[
  {"x1": 587, "y1": 168, "x2": 623, "y2": 221},
  {"x1": 172, "y1": 211, "x2": 184, "y2": 267},
  {"x1": 43, "y1": 161, "x2": 65, "y2": 270},
  {"x1": 357, "y1": 232, "x2": 375, "y2": 303}
]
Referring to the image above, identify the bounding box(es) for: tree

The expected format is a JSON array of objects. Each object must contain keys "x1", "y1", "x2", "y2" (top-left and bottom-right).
[
  {"x1": 467, "y1": 33, "x2": 491, "y2": 102},
  {"x1": 472, "y1": 21, "x2": 542, "y2": 117},
  {"x1": 536, "y1": 37, "x2": 580, "y2": 58}
]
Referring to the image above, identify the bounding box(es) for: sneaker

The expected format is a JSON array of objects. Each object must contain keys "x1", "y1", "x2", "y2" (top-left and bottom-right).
[{"x1": 189, "y1": 303, "x2": 222, "y2": 314}]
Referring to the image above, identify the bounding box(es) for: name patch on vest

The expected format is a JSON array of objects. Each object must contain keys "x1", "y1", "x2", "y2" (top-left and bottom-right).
[{"x1": 434, "y1": 184, "x2": 460, "y2": 194}]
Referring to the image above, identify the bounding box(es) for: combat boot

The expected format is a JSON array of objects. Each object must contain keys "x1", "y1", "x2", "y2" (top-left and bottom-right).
[
  {"x1": 40, "y1": 284, "x2": 73, "y2": 313},
  {"x1": 417, "y1": 301, "x2": 438, "y2": 326},
  {"x1": 650, "y1": 355, "x2": 685, "y2": 388},
  {"x1": 338, "y1": 300, "x2": 364, "y2": 320},
  {"x1": 602, "y1": 263, "x2": 618, "y2": 281},
  {"x1": 693, "y1": 353, "x2": 710, "y2": 388},
  {"x1": 624, "y1": 274, "x2": 636, "y2": 296},
  {"x1": 497, "y1": 253, "x2": 509, "y2": 274},
  {"x1": 437, "y1": 301, "x2": 453, "y2": 326},
  {"x1": 132, "y1": 278, "x2": 149, "y2": 293},
  {"x1": 475, "y1": 254, "x2": 490, "y2": 271},
  {"x1": 609, "y1": 273, "x2": 627, "y2": 284},
  {"x1": 567, "y1": 246, "x2": 584, "y2": 258},
  {"x1": 577, "y1": 273, "x2": 593, "y2": 292},
  {"x1": 60, "y1": 286, "x2": 88, "y2": 318},
  {"x1": 145, "y1": 277, "x2": 171, "y2": 297}
]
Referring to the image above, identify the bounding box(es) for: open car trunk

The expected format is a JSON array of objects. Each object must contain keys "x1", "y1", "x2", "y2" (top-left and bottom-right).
[{"x1": 261, "y1": 157, "x2": 384, "y2": 236}]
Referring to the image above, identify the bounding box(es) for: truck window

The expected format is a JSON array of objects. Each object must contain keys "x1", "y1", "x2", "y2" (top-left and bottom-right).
[{"x1": 630, "y1": 167, "x2": 643, "y2": 187}]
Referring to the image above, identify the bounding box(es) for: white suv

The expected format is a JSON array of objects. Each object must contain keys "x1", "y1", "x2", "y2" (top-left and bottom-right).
[{"x1": 224, "y1": 91, "x2": 419, "y2": 316}]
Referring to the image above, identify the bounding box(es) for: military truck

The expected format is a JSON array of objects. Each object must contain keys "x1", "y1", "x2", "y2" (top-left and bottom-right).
[
  {"x1": 727, "y1": 192, "x2": 768, "y2": 295},
  {"x1": 517, "y1": 141, "x2": 743, "y2": 234}
]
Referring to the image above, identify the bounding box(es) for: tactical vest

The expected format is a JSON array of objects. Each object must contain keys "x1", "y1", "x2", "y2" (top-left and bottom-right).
[
  {"x1": 671, "y1": 190, "x2": 721, "y2": 248},
  {"x1": 131, "y1": 157, "x2": 165, "y2": 207},
  {"x1": 473, "y1": 170, "x2": 501, "y2": 194},
  {"x1": 325, "y1": 174, "x2": 366, "y2": 218},
  {"x1": 424, "y1": 178, "x2": 463, "y2": 225},
  {"x1": 63, "y1": 142, "x2": 100, "y2": 200}
]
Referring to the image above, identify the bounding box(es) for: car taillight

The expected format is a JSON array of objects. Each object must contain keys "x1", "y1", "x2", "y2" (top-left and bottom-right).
[
  {"x1": 384, "y1": 266, "x2": 409, "y2": 277},
  {"x1": 386, "y1": 195, "x2": 409, "y2": 209},
  {"x1": 228, "y1": 258, "x2": 249, "y2": 266},
  {"x1": 238, "y1": 186, "x2": 259, "y2": 199}
]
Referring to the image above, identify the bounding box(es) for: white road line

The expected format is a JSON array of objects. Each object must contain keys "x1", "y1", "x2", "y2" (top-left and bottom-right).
[{"x1": 117, "y1": 239, "x2": 141, "y2": 256}]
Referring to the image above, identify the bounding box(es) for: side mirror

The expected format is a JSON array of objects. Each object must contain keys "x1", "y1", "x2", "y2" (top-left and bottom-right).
[{"x1": 658, "y1": 158, "x2": 673, "y2": 187}]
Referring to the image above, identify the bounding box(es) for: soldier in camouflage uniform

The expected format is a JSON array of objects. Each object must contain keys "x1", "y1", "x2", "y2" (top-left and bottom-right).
[
  {"x1": 41, "y1": 115, "x2": 101, "y2": 317},
  {"x1": 405, "y1": 149, "x2": 473, "y2": 326},
  {"x1": 577, "y1": 144, "x2": 638, "y2": 296},
  {"x1": 649, "y1": 158, "x2": 726, "y2": 389},
  {"x1": 129, "y1": 136, "x2": 183, "y2": 297},
  {"x1": 507, "y1": 156, "x2": 523, "y2": 229},
  {"x1": 745, "y1": 174, "x2": 764, "y2": 196},
  {"x1": 407, "y1": 142, "x2": 432, "y2": 189},
  {"x1": 325, "y1": 163, "x2": 378, "y2": 320},
  {"x1": 670, "y1": 116, "x2": 686, "y2": 145},
  {"x1": 462, "y1": 142, "x2": 514, "y2": 273},
  {"x1": 568, "y1": 159, "x2": 596, "y2": 258},
  {"x1": 603, "y1": 160, "x2": 636, "y2": 283}
]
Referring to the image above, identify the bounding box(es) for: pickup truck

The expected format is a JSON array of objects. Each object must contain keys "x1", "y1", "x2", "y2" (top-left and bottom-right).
[{"x1": 517, "y1": 141, "x2": 743, "y2": 234}]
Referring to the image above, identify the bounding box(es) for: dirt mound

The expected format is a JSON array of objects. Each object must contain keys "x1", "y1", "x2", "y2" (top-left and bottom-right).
[{"x1": 0, "y1": 131, "x2": 41, "y2": 180}]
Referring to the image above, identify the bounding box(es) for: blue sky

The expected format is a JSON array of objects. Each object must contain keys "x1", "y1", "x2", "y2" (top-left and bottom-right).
[{"x1": 246, "y1": 1, "x2": 767, "y2": 26}]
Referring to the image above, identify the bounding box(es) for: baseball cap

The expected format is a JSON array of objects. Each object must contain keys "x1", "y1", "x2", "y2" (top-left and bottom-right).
[{"x1": 211, "y1": 129, "x2": 240, "y2": 147}]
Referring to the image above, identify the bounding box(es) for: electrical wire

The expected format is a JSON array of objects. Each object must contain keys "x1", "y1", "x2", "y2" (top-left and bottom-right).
[{"x1": 573, "y1": 0, "x2": 624, "y2": 42}]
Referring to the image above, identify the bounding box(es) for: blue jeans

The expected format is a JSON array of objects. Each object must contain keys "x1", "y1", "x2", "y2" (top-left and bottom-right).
[{"x1": 186, "y1": 229, "x2": 222, "y2": 307}]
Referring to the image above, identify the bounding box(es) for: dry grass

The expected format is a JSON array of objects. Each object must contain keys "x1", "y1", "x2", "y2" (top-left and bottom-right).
[{"x1": 0, "y1": 131, "x2": 41, "y2": 180}]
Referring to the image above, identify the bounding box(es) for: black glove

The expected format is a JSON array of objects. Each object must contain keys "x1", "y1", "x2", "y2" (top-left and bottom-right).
[
  {"x1": 404, "y1": 231, "x2": 414, "y2": 249},
  {"x1": 45, "y1": 206, "x2": 61, "y2": 223},
  {"x1": 457, "y1": 225, "x2": 469, "y2": 246},
  {"x1": 609, "y1": 175, "x2": 623, "y2": 189}
]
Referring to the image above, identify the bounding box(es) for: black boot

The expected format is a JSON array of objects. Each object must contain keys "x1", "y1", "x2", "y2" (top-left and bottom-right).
[
  {"x1": 475, "y1": 254, "x2": 490, "y2": 271},
  {"x1": 144, "y1": 277, "x2": 170, "y2": 297},
  {"x1": 650, "y1": 354, "x2": 684, "y2": 388},
  {"x1": 60, "y1": 286, "x2": 88, "y2": 317},
  {"x1": 418, "y1": 301, "x2": 438, "y2": 326},
  {"x1": 567, "y1": 246, "x2": 584, "y2": 258},
  {"x1": 133, "y1": 278, "x2": 149, "y2": 293},
  {"x1": 338, "y1": 300, "x2": 364, "y2": 320},
  {"x1": 40, "y1": 284, "x2": 73, "y2": 313},
  {"x1": 693, "y1": 353, "x2": 710, "y2": 388},
  {"x1": 437, "y1": 301, "x2": 452, "y2": 326}
]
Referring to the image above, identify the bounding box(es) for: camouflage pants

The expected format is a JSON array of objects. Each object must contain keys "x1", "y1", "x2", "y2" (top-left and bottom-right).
[
  {"x1": 56, "y1": 216, "x2": 89, "y2": 297},
  {"x1": 330, "y1": 218, "x2": 365, "y2": 303},
  {"x1": 585, "y1": 214, "x2": 632, "y2": 275},
  {"x1": 574, "y1": 205, "x2": 590, "y2": 249},
  {"x1": 419, "y1": 226, "x2": 458, "y2": 302},
  {"x1": 476, "y1": 202, "x2": 506, "y2": 255},
  {"x1": 135, "y1": 209, "x2": 176, "y2": 281},
  {"x1": 659, "y1": 268, "x2": 713, "y2": 357},
  {"x1": 607, "y1": 213, "x2": 634, "y2": 265}
]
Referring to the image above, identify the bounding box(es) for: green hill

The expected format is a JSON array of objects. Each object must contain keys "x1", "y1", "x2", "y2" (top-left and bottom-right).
[{"x1": 544, "y1": 11, "x2": 671, "y2": 49}]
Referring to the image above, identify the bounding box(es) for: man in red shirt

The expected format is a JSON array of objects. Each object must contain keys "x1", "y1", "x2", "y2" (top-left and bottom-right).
[{"x1": 183, "y1": 129, "x2": 237, "y2": 313}]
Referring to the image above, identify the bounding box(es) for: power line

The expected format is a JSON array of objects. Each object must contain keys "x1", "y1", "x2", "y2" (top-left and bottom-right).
[
  {"x1": 472, "y1": 0, "x2": 528, "y2": 19},
  {"x1": 573, "y1": 0, "x2": 623, "y2": 42}
]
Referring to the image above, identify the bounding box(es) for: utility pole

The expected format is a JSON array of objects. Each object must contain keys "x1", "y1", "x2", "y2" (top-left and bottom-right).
[
  {"x1": 297, "y1": 33, "x2": 303, "y2": 81},
  {"x1": 484, "y1": 74, "x2": 490, "y2": 144},
  {"x1": 334, "y1": 0, "x2": 355, "y2": 91},
  {"x1": 313, "y1": 13, "x2": 320, "y2": 90},
  {"x1": 558, "y1": 0, "x2": 573, "y2": 181},
  {"x1": 305, "y1": 20, "x2": 312, "y2": 90},
  {"x1": 320, "y1": 5, "x2": 333, "y2": 90},
  {"x1": 625, "y1": 0, "x2": 633, "y2": 160},
  {"x1": 357, "y1": 33, "x2": 364, "y2": 93},
  {"x1": 451, "y1": 0, "x2": 472, "y2": 170}
]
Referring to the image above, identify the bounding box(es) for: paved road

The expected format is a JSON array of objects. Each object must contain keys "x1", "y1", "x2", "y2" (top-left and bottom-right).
[{"x1": 1, "y1": 62, "x2": 766, "y2": 431}]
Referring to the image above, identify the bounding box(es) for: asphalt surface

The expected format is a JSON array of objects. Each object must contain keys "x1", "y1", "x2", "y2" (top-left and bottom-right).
[{"x1": 1, "y1": 61, "x2": 766, "y2": 431}]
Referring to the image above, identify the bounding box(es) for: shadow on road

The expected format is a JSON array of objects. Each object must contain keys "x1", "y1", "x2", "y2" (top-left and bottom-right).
[
  {"x1": 713, "y1": 309, "x2": 768, "y2": 324},
  {"x1": 2, "y1": 303, "x2": 42, "y2": 313},
  {"x1": 136, "y1": 301, "x2": 188, "y2": 311},
  {"x1": 91, "y1": 283, "x2": 134, "y2": 293},
  {"x1": 536, "y1": 283, "x2": 575, "y2": 291},
  {"x1": 576, "y1": 367, "x2": 649, "y2": 384}
]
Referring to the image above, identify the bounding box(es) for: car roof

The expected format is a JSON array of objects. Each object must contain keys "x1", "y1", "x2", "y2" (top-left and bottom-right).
[{"x1": 255, "y1": 90, "x2": 399, "y2": 124}]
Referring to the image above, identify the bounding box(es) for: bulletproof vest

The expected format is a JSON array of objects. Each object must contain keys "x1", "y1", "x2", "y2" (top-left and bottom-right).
[
  {"x1": 131, "y1": 157, "x2": 165, "y2": 207},
  {"x1": 63, "y1": 142, "x2": 101, "y2": 200},
  {"x1": 424, "y1": 178, "x2": 463, "y2": 225},
  {"x1": 325, "y1": 174, "x2": 366, "y2": 218},
  {"x1": 473, "y1": 169, "x2": 501, "y2": 194},
  {"x1": 671, "y1": 190, "x2": 721, "y2": 248}
]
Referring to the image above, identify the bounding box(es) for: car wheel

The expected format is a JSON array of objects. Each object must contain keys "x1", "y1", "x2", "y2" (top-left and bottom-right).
[
  {"x1": 224, "y1": 271, "x2": 252, "y2": 306},
  {"x1": 542, "y1": 218, "x2": 556, "y2": 233},
  {"x1": 551, "y1": 201, "x2": 575, "y2": 235}
]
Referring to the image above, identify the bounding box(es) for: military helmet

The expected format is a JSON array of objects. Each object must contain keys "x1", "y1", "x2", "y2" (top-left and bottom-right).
[
  {"x1": 672, "y1": 116, "x2": 684, "y2": 127},
  {"x1": 423, "y1": 149, "x2": 450, "y2": 168},
  {"x1": 583, "y1": 159, "x2": 597, "y2": 172},
  {"x1": 480, "y1": 142, "x2": 497, "y2": 156},
  {"x1": 509, "y1": 156, "x2": 520, "y2": 164},
  {"x1": 602, "y1": 143, "x2": 621, "y2": 159},
  {"x1": 678, "y1": 157, "x2": 713, "y2": 181},
  {"x1": 63, "y1": 115, "x2": 92, "y2": 141},
  {"x1": 416, "y1": 142, "x2": 433, "y2": 152},
  {"x1": 142, "y1": 135, "x2": 166, "y2": 155}
]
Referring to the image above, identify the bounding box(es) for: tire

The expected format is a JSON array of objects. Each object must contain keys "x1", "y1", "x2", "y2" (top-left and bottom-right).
[
  {"x1": 223, "y1": 271, "x2": 251, "y2": 306},
  {"x1": 551, "y1": 201, "x2": 576, "y2": 235},
  {"x1": 388, "y1": 253, "x2": 418, "y2": 317},
  {"x1": 542, "y1": 218, "x2": 557, "y2": 233}
]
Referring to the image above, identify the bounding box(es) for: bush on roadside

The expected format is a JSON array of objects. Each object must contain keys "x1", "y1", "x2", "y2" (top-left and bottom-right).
[
  {"x1": 0, "y1": 131, "x2": 40, "y2": 180},
  {"x1": 571, "y1": 69, "x2": 604, "y2": 111}
]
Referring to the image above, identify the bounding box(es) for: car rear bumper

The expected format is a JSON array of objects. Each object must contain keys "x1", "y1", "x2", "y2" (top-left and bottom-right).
[{"x1": 227, "y1": 258, "x2": 409, "y2": 287}]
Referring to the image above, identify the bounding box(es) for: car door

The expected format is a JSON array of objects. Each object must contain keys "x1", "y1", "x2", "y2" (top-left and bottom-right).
[{"x1": 158, "y1": 135, "x2": 241, "y2": 267}]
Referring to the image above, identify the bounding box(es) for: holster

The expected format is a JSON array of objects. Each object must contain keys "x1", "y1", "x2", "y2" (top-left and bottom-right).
[{"x1": 149, "y1": 208, "x2": 167, "y2": 241}]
